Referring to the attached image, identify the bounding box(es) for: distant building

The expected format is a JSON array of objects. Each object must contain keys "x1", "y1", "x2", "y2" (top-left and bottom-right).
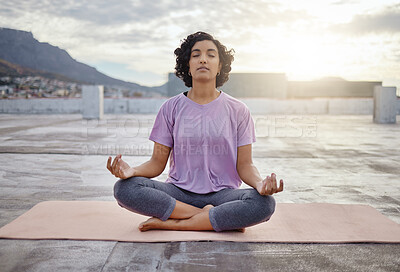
[
  {"x1": 167, "y1": 72, "x2": 381, "y2": 98},
  {"x1": 167, "y1": 72, "x2": 287, "y2": 98},
  {"x1": 0, "y1": 85, "x2": 13, "y2": 95},
  {"x1": 288, "y1": 79, "x2": 381, "y2": 98}
]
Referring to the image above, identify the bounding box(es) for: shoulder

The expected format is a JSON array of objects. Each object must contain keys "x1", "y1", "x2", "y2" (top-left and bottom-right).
[
  {"x1": 222, "y1": 91, "x2": 251, "y2": 114},
  {"x1": 159, "y1": 93, "x2": 184, "y2": 112},
  {"x1": 162, "y1": 92, "x2": 183, "y2": 106}
]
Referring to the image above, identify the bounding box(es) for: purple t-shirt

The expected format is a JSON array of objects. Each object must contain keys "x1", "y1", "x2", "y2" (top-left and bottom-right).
[{"x1": 149, "y1": 91, "x2": 256, "y2": 193}]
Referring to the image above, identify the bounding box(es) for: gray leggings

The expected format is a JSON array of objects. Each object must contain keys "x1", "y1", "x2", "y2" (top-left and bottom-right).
[{"x1": 114, "y1": 176, "x2": 276, "y2": 232}]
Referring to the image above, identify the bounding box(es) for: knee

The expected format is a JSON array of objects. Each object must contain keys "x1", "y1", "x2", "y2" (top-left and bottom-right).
[
  {"x1": 113, "y1": 179, "x2": 124, "y2": 201},
  {"x1": 260, "y1": 195, "x2": 276, "y2": 220},
  {"x1": 248, "y1": 190, "x2": 276, "y2": 222},
  {"x1": 113, "y1": 176, "x2": 143, "y2": 202}
]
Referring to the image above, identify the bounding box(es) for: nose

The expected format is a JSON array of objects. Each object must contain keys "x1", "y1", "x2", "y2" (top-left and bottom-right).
[{"x1": 200, "y1": 54, "x2": 207, "y2": 64}]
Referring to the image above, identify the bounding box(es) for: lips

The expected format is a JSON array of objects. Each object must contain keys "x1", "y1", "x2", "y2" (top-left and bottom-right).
[{"x1": 197, "y1": 67, "x2": 209, "y2": 71}]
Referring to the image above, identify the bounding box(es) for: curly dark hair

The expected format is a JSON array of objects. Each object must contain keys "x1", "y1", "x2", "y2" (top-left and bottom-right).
[{"x1": 174, "y1": 31, "x2": 234, "y2": 88}]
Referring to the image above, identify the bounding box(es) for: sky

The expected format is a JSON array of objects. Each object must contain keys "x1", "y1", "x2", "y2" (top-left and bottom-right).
[{"x1": 0, "y1": 0, "x2": 399, "y2": 89}]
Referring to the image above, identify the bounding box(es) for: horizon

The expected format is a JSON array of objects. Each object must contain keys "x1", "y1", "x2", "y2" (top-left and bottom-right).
[{"x1": 0, "y1": 0, "x2": 399, "y2": 91}]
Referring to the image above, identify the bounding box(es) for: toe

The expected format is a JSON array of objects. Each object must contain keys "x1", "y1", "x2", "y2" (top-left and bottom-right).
[
  {"x1": 138, "y1": 221, "x2": 148, "y2": 231},
  {"x1": 203, "y1": 204, "x2": 214, "y2": 211}
]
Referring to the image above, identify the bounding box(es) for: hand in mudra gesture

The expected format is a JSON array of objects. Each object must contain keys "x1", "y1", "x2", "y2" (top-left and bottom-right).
[
  {"x1": 107, "y1": 154, "x2": 136, "y2": 179},
  {"x1": 256, "y1": 173, "x2": 284, "y2": 196}
]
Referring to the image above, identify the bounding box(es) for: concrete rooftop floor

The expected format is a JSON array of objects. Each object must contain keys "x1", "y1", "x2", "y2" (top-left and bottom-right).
[{"x1": 0, "y1": 113, "x2": 399, "y2": 272}]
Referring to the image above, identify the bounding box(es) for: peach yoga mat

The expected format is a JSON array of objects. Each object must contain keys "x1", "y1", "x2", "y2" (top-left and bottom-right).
[{"x1": 0, "y1": 201, "x2": 399, "y2": 243}]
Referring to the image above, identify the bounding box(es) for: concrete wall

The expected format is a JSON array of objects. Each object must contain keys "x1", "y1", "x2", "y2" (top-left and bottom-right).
[
  {"x1": 103, "y1": 98, "x2": 166, "y2": 114},
  {"x1": 0, "y1": 98, "x2": 166, "y2": 114},
  {"x1": 0, "y1": 98, "x2": 82, "y2": 114},
  {"x1": 127, "y1": 99, "x2": 165, "y2": 114},
  {"x1": 1, "y1": 97, "x2": 399, "y2": 115},
  {"x1": 242, "y1": 98, "x2": 328, "y2": 114},
  {"x1": 397, "y1": 99, "x2": 400, "y2": 115},
  {"x1": 328, "y1": 98, "x2": 373, "y2": 115}
]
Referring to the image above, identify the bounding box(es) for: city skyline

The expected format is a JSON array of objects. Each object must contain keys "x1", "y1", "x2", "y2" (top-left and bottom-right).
[{"x1": 0, "y1": 0, "x2": 399, "y2": 90}]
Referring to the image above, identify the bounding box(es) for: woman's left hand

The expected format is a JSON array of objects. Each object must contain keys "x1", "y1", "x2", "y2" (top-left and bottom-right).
[{"x1": 256, "y1": 173, "x2": 284, "y2": 195}]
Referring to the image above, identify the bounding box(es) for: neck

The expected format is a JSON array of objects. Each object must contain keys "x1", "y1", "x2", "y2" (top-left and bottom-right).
[{"x1": 188, "y1": 81, "x2": 220, "y2": 104}]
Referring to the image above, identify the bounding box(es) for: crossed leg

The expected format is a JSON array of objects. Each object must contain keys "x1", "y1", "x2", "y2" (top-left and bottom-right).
[
  {"x1": 139, "y1": 203, "x2": 214, "y2": 231},
  {"x1": 114, "y1": 177, "x2": 274, "y2": 232}
]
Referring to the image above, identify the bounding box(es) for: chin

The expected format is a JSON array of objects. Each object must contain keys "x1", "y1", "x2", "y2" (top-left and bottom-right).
[{"x1": 194, "y1": 75, "x2": 215, "y2": 82}]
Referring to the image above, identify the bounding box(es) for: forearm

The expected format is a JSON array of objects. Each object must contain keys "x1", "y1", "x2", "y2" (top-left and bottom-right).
[
  {"x1": 132, "y1": 159, "x2": 165, "y2": 178},
  {"x1": 237, "y1": 163, "x2": 263, "y2": 189}
]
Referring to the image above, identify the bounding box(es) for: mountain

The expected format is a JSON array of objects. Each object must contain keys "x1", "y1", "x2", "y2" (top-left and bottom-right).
[
  {"x1": 0, "y1": 58, "x2": 80, "y2": 82},
  {"x1": 0, "y1": 27, "x2": 164, "y2": 94}
]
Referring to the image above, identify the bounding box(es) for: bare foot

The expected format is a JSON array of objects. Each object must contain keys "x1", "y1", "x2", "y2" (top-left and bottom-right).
[
  {"x1": 202, "y1": 204, "x2": 214, "y2": 212},
  {"x1": 138, "y1": 217, "x2": 164, "y2": 232},
  {"x1": 138, "y1": 206, "x2": 213, "y2": 232},
  {"x1": 138, "y1": 205, "x2": 245, "y2": 233}
]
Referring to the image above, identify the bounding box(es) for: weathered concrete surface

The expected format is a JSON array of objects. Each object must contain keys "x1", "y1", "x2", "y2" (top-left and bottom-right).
[{"x1": 0, "y1": 114, "x2": 399, "y2": 271}]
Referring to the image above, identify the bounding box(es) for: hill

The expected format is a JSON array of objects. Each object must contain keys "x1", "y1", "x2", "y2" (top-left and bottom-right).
[
  {"x1": 0, "y1": 58, "x2": 80, "y2": 82},
  {"x1": 0, "y1": 27, "x2": 164, "y2": 94}
]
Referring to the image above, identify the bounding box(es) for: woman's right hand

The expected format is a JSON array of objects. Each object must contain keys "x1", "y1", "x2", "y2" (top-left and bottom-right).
[{"x1": 107, "y1": 154, "x2": 136, "y2": 179}]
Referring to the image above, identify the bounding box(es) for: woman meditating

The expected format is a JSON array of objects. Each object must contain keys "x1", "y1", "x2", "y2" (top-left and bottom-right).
[{"x1": 107, "y1": 31, "x2": 283, "y2": 232}]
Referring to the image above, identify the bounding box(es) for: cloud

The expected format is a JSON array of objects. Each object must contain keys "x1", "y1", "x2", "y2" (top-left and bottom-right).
[
  {"x1": 331, "y1": 4, "x2": 400, "y2": 35},
  {"x1": 0, "y1": 0, "x2": 313, "y2": 36},
  {"x1": 2, "y1": 0, "x2": 398, "y2": 87},
  {"x1": 331, "y1": 0, "x2": 359, "y2": 5},
  {"x1": 0, "y1": 0, "x2": 334, "y2": 85},
  {"x1": 0, "y1": 0, "x2": 316, "y2": 58},
  {"x1": 1, "y1": 0, "x2": 175, "y2": 25}
]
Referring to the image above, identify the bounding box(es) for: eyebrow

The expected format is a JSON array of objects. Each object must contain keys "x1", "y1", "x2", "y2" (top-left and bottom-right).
[{"x1": 191, "y1": 48, "x2": 217, "y2": 53}]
